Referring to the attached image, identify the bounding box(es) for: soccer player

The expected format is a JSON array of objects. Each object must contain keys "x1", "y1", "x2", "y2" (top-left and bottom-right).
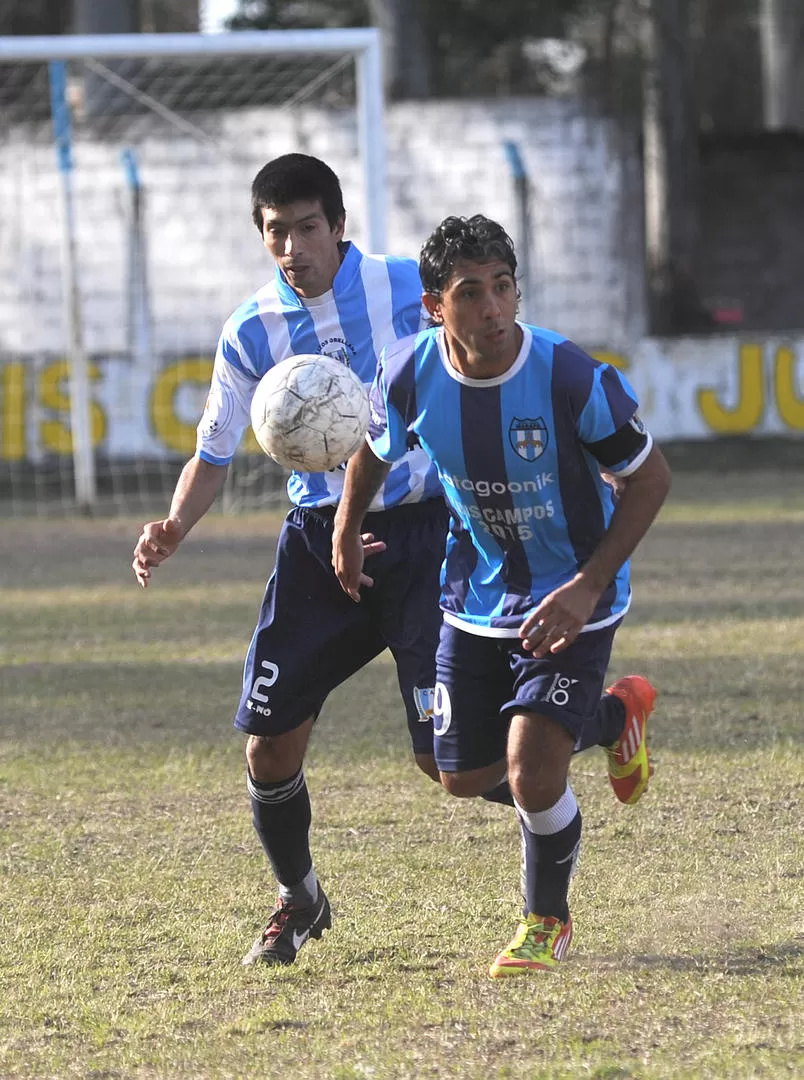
[
  {"x1": 132, "y1": 154, "x2": 450, "y2": 966},
  {"x1": 332, "y1": 214, "x2": 671, "y2": 977}
]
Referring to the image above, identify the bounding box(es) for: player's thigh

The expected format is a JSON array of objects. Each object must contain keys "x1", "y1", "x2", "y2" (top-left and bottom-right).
[
  {"x1": 504, "y1": 625, "x2": 618, "y2": 744},
  {"x1": 375, "y1": 499, "x2": 450, "y2": 759},
  {"x1": 432, "y1": 622, "x2": 513, "y2": 774},
  {"x1": 234, "y1": 507, "x2": 384, "y2": 737}
]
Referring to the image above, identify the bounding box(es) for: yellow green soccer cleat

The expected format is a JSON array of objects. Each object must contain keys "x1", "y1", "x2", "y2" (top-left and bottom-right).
[
  {"x1": 489, "y1": 913, "x2": 573, "y2": 978},
  {"x1": 604, "y1": 675, "x2": 657, "y2": 805}
]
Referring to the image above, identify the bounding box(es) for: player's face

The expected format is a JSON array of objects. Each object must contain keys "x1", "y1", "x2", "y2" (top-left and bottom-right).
[
  {"x1": 424, "y1": 259, "x2": 521, "y2": 377},
  {"x1": 260, "y1": 200, "x2": 345, "y2": 298}
]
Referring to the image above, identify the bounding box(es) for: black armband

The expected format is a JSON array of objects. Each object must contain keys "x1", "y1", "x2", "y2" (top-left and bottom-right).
[{"x1": 583, "y1": 415, "x2": 648, "y2": 468}]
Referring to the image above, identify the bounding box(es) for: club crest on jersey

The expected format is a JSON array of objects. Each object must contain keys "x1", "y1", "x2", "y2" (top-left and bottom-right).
[
  {"x1": 413, "y1": 686, "x2": 435, "y2": 723},
  {"x1": 509, "y1": 417, "x2": 548, "y2": 461},
  {"x1": 319, "y1": 336, "x2": 356, "y2": 368}
]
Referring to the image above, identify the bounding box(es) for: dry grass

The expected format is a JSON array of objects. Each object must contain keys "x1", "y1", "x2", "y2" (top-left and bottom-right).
[{"x1": 0, "y1": 471, "x2": 802, "y2": 1079}]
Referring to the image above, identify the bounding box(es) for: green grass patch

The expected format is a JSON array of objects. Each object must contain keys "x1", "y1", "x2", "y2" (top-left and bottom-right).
[{"x1": 1, "y1": 472, "x2": 802, "y2": 1078}]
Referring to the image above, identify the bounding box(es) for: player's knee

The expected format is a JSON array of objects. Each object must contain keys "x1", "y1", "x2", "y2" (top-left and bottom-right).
[
  {"x1": 245, "y1": 729, "x2": 307, "y2": 783},
  {"x1": 507, "y1": 760, "x2": 567, "y2": 811},
  {"x1": 439, "y1": 759, "x2": 506, "y2": 798},
  {"x1": 245, "y1": 735, "x2": 271, "y2": 781},
  {"x1": 414, "y1": 752, "x2": 440, "y2": 782},
  {"x1": 438, "y1": 770, "x2": 488, "y2": 798}
]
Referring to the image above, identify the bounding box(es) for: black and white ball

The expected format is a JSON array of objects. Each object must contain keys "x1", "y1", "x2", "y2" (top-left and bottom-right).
[{"x1": 250, "y1": 354, "x2": 370, "y2": 472}]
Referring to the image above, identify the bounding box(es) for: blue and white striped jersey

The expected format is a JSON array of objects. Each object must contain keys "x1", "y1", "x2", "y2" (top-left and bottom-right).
[
  {"x1": 196, "y1": 241, "x2": 443, "y2": 510},
  {"x1": 367, "y1": 323, "x2": 653, "y2": 636}
]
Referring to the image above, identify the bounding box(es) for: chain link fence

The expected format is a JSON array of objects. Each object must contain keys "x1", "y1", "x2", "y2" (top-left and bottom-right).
[{"x1": 0, "y1": 30, "x2": 383, "y2": 516}]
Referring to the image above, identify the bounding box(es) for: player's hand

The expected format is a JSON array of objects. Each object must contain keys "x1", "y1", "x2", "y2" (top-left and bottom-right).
[
  {"x1": 360, "y1": 532, "x2": 386, "y2": 560},
  {"x1": 519, "y1": 576, "x2": 602, "y2": 657},
  {"x1": 331, "y1": 529, "x2": 386, "y2": 602},
  {"x1": 132, "y1": 516, "x2": 184, "y2": 588}
]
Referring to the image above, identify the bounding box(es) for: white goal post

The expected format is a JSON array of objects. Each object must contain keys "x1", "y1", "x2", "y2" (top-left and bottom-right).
[{"x1": 0, "y1": 29, "x2": 386, "y2": 516}]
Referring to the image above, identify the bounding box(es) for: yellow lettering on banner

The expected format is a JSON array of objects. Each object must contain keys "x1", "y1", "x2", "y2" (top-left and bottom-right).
[
  {"x1": 774, "y1": 346, "x2": 804, "y2": 430},
  {"x1": 697, "y1": 343, "x2": 764, "y2": 433},
  {"x1": 39, "y1": 360, "x2": 105, "y2": 453},
  {"x1": 151, "y1": 358, "x2": 213, "y2": 454},
  {"x1": 1, "y1": 362, "x2": 25, "y2": 460},
  {"x1": 590, "y1": 351, "x2": 629, "y2": 371}
]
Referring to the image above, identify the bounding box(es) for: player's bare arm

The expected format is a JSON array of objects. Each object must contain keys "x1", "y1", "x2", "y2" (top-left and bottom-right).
[
  {"x1": 132, "y1": 456, "x2": 229, "y2": 588},
  {"x1": 332, "y1": 442, "x2": 392, "y2": 601},
  {"x1": 521, "y1": 445, "x2": 672, "y2": 656}
]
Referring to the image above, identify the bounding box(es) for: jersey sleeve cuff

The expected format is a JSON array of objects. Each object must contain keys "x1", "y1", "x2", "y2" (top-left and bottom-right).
[
  {"x1": 198, "y1": 448, "x2": 233, "y2": 467},
  {"x1": 365, "y1": 430, "x2": 398, "y2": 463}
]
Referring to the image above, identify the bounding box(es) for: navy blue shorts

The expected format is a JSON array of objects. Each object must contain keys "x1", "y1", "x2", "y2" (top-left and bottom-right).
[
  {"x1": 234, "y1": 498, "x2": 450, "y2": 755},
  {"x1": 433, "y1": 621, "x2": 619, "y2": 772}
]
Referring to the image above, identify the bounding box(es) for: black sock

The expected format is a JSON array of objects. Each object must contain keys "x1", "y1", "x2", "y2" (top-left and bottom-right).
[
  {"x1": 574, "y1": 693, "x2": 625, "y2": 753},
  {"x1": 247, "y1": 767, "x2": 314, "y2": 897},
  {"x1": 517, "y1": 792, "x2": 582, "y2": 921}
]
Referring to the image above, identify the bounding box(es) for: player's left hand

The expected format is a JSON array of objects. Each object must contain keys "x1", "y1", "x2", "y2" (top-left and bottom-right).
[
  {"x1": 519, "y1": 576, "x2": 602, "y2": 658},
  {"x1": 331, "y1": 529, "x2": 386, "y2": 602}
]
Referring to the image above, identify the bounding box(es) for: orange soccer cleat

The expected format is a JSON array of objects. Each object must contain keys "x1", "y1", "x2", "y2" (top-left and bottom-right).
[{"x1": 604, "y1": 675, "x2": 657, "y2": 805}]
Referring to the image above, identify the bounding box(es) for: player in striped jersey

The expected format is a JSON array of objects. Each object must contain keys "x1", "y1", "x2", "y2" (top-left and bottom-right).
[
  {"x1": 332, "y1": 214, "x2": 671, "y2": 977},
  {"x1": 132, "y1": 154, "x2": 450, "y2": 967}
]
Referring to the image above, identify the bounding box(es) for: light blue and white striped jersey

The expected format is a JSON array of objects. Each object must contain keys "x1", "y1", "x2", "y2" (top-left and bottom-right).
[
  {"x1": 367, "y1": 323, "x2": 653, "y2": 636},
  {"x1": 196, "y1": 241, "x2": 443, "y2": 510}
]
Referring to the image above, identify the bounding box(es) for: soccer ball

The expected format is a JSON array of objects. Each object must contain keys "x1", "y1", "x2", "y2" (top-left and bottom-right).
[{"x1": 250, "y1": 354, "x2": 370, "y2": 472}]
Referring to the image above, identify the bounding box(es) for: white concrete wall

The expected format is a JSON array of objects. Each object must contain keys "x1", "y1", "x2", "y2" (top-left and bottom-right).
[{"x1": 0, "y1": 96, "x2": 645, "y2": 363}]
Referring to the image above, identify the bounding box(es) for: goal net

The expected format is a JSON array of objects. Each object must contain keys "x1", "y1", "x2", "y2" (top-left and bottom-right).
[{"x1": 0, "y1": 29, "x2": 385, "y2": 517}]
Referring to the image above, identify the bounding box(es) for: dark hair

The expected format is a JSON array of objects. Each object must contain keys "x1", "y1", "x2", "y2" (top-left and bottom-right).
[
  {"x1": 251, "y1": 153, "x2": 346, "y2": 233},
  {"x1": 419, "y1": 214, "x2": 518, "y2": 295}
]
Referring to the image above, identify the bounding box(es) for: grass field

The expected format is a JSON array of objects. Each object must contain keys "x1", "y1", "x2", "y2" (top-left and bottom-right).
[{"x1": 1, "y1": 470, "x2": 802, "y2": 1079}]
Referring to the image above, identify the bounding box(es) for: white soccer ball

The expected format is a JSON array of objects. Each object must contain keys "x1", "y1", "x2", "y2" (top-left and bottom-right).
[{"x1": 250, "y1": 354, "x2": 370, "y2": 472}]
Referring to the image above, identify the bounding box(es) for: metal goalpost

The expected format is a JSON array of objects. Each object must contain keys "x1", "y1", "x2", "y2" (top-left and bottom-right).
[{"x1": 0, "y1": 29, "x2": 386, "y2": 515}]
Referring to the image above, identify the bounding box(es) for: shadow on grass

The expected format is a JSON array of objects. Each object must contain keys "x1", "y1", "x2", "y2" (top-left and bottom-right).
[
  {"x1": 0, "y1": 660, "x2": 239, "y2": 747},
  {"x1": 606, "y1": 654, "x2": 804, "y2": 750},
  {"x1": 3, "y1": 651, "x2": 804, "y2": 756},
  {"x1": 3, "y1": 517, "x2": 282, "y2": 591},
  {"x1": 627, "y1": 598, "x2": 804, "y2": 623},
  {"x1": 343, "y1": 949, "x2": 459, "y2": 970},
  {"x1": 598, "y1": 939, "x2": 804, "y2": 976},
  {"x1": 0, "y1": 659, "x2": 416, "y2": 768}
]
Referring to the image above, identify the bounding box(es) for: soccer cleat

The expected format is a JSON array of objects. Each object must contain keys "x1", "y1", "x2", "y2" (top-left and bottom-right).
[
  {"x1": 241, "y1": 886, "x2": 332, "y2": 967},
  {"x1": 489, "y1": 913, "x2": 573, "y2": 978},
  {"x1": 604, "y1": 675, "x2": 657, "y2": 805}
]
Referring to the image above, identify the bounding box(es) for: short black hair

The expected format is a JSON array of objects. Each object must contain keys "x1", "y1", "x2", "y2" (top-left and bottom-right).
[
  {"x1": 419, "y1": 214, "x2": 518, "y2": 296},
  {"x1": 251, "y1": 153, "x2": 346, "y2": 233}
]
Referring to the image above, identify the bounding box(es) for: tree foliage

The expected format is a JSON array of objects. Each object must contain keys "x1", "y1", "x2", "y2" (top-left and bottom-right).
[
  {"x1": 226, "y1": 0, "x2": 589, "y2": 96},
  {"x1": 0, "y1": 0, "x2": 69, "y2": 35},
  {"x1": 227, "y1": 1, "x2": 368, "y2": 32},
  {"x1": 224, "y1": 0, "x2": 780, "y2": 125}
]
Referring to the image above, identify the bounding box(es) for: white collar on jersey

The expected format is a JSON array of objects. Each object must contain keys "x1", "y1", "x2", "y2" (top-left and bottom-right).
[
  {"x1": 274, "y1": 241, "x2": 361, "y2": 308},
  {"x1": 436, "y1": 323, "x2": 532, "y2": 387}
]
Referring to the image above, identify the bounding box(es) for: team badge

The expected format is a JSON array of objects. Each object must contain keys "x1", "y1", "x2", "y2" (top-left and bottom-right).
[
  {"x1": 509, "y1": 417, "x2": 548, "y2": 461},
  {"x1": 413, "y1": 686, "x2": 435, "y2": 723},
  {"x1": 319, "y1": 336, "x2": 356, "y2": 368}
]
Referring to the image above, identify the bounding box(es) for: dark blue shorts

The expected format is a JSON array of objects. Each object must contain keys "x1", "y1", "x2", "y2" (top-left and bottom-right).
[
  {"x1": 433, "y1": 621, "x2": 619, "y2": 772},
  {"x1": 234, "y1": 497, "x2": 450, "y2": 755}
]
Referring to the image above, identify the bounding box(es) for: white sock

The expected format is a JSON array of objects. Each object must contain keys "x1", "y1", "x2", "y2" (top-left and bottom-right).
[{"x1": 514, "y1": 785, "x2": 578, "y2": 835}]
